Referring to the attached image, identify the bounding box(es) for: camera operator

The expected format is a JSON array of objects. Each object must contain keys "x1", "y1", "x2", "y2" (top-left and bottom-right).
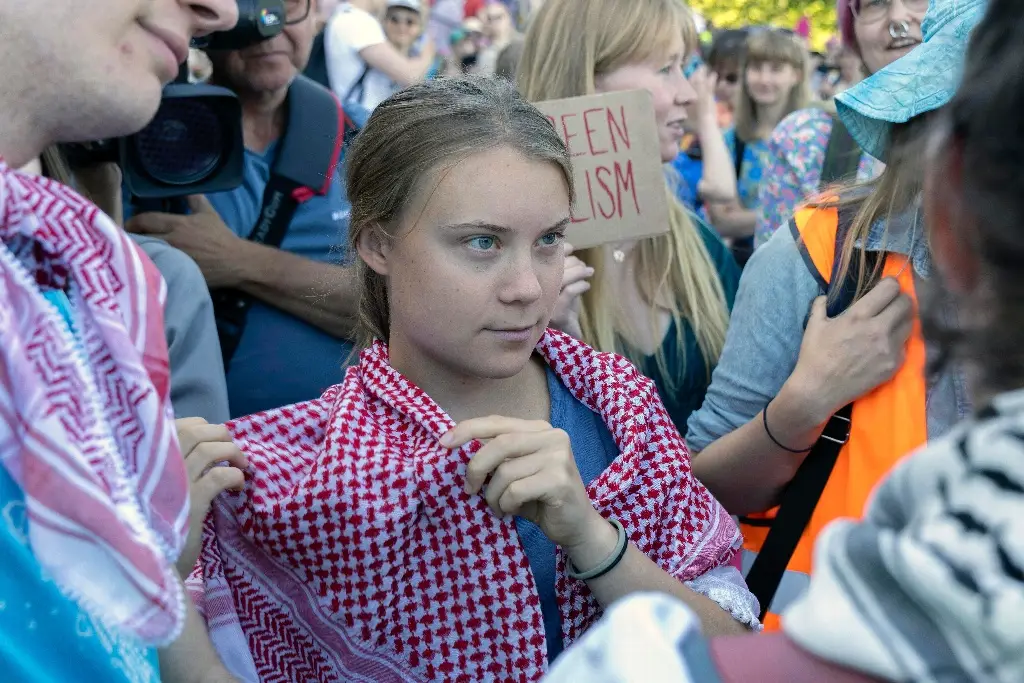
[
  {"x1": 0, "y1": 1, "x2": 245, "y2": 681},
  {"x1": 127, "y1": 0, "x2": 359, "y2": 417}
]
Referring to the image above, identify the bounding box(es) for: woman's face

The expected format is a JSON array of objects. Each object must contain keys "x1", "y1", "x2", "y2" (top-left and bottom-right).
[
  {"x1": 384, "y1": 7, "x2": 421, "y2": 53},
  {"x1": 480, "y1": 2, "x2": 512, "y2": 42},
  {"x1": 744, "y1": 60, "x2": 800, "y2": 107},
  {"x1": 595, "y1": 36, "x2": 697, "y2": 163},
  {"x1": 853, "y1": 0, "x2": 925, "y2": 74},
  {"x1": 713, "y1": 61, "x2": 740, "y2": 106},
  {"x1": 359, "y1": 146, "x2": 571, "y2": 381}
]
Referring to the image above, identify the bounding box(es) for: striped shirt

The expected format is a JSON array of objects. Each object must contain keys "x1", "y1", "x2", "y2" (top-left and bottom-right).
[
  {"x1": 546, "y1": 388, "x2": 1024, "y2": 682},
  {"x1": 784, "y1": 387, "x2": 1024, "y2": 682}
]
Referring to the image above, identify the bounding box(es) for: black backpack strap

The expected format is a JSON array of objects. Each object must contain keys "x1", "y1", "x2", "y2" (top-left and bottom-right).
[
  {"x1": 820, "y1": 115, "x2": 861, "y2": 189},
  {"x1": 744, "y1": 206, "x2": 881, "y2": 620},
  {"x1": 732, "y1": 136, "x2": 746, "y2": 180},
  {"x1": 212, "y1": 76, "x2": 347, "y2": 369},
  {"x1": 344, "y1": 65, "x2": 371, "y2": 105}
]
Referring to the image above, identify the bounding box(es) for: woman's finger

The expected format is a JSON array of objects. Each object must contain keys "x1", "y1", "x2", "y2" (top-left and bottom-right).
[
  {"x1": 463, "y1": 429, "x2": 560, "y2": 495},
  {"x1": 183, "y1": 441, "x2": 247, "y2": 483},
  {"x1": 191, "y1": 466, "x2": 246, "y2": 515},
  {"x1": 179, "y1": 422, "x2": 234, "y2": 458},
  {"x1": 482, "y1": 453, "x2": 546, "y2": 515},
  {"x1": 562, "y1": 263, "x2": 594, "y2": 288},
  {"x1": 496, "y1": 470, "x2": 564, "y2": 517},
  {"x1": 561, "y1": 280, "x2": 591, "y2": 300},
  {"x1": 441, "y1": 415, "x2": 549, "y2": 449}
]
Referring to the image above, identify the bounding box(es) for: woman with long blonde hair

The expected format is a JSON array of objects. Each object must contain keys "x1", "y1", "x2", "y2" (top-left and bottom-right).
[
  {"x1": 706, "y1": 29, "x2": 809, "y2": 263},
  {"x1": 518, "y1": 0, "x2": 737, "y2": 433}
]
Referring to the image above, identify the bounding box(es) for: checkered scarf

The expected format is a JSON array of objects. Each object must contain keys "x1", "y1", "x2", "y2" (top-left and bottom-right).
[
  {"x1": 0, "y1": 161, "x2": 188, "y2": 644},
  {"x1": 188, "y1": 330, "x2": 741, "y2": 682}
]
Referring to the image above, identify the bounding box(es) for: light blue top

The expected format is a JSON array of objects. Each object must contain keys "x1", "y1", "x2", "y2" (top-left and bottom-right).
[
  {"x1": 517, "y1": 365, "x2": 619, "y2": 663},
  {"x1": 0, "y1": 290, "x2": 161, "y2": 682},
  {"x1": 205, "y1": 143, "x2": 354, "y2": 417},
  {"x1": 686, "y1": 205, "x2": 971, "y2": 452}
]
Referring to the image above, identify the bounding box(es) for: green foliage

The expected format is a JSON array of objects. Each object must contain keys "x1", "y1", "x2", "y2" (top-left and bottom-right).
[{"x1": 691, "y1": 0, "x2": 838, "y2": 50}]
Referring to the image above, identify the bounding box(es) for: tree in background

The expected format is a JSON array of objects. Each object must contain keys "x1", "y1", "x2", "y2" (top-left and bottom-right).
[{"x1": 689, "y1": 0, "x2": 837, "y2": 51}]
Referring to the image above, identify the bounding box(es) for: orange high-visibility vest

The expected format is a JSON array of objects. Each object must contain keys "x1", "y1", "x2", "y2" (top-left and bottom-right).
[{"x1": 742, "y1": 205, "x2": 929, "y2": 631}]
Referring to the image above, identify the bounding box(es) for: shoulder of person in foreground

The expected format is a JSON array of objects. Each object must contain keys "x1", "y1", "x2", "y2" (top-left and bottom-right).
[
  {"x1": 686, "y1": 224, "x2": 822, "y2": 452},
  {"x1": 130, "y1": 233, "x2": 230, "y2": 424},
  {"x1": 782, "y1": 389, "x2": 1024, "y2": 683}
]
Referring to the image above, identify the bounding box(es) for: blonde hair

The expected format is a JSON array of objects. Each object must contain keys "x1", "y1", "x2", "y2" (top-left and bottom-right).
[
  {"x1": 345, "y1": 76, "x2": 574, "y2": 349},
  {"x1": 818, "y1": 117, "x2": 931, "y2": 306},
  {"x1": 733, "y1": 30, "x2": 810, "y2": 143},
  {"x1": 517, "y1": 0, "x2": 729, "y2": 385}
]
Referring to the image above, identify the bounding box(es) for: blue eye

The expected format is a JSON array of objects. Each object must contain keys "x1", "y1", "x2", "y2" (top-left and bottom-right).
[
  {"x1": 538, "y1": 232, "x2": 564, "y2": 247},
  {"x1": 467, "y1": 235, "x2": 497, "y2": 251}
]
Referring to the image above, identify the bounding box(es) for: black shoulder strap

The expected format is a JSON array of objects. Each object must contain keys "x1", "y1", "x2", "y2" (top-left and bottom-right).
[
  {"x1": 212, "y1": 76, "x2": 349, "y2": 369},
  {"x1": 819, "y1": 115, "x2": 861, "y2": 189},
  {"x1": 345, "y1": 65, "x2": 371, "y2": 105},
  {"x1": 302, "y1": 30, "x2": 331, "y2": 89},
  {"x1": 732, "y1": 136, "x2": 746, "y2": 180},
  {"x1": 744, "y1": 206, "x2": 881, "y2": 620}
]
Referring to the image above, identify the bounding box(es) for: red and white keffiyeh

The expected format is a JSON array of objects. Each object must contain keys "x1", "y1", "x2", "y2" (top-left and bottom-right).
[
  {"x1": 0, "y1": 160, "x2": 188, "y2": 644},
  {"x1": 188, "y1": 331, "x2": 742, "y2": 682}
]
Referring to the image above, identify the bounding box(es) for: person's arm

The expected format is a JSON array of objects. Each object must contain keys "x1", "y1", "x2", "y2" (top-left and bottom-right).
[
  {"x1": 359, "y1": 39, "x2": 437, "y2": 86},
  {"x1": 328, "y1": 9, "x2": 435, "y2": 88},
  {"x1": 232, "y1": 239, "x2": 359, "y2": 338},
  {"x1": 754, "y1": 110, "x2": 833, "y2": 249},
  {"x1": 687, "y1": 239, "x2": 914, "y2": 514},
  {"x1": 707, "y1": 201, "x2": 758, "y2": 239},
  {"x1": 690, "y1": 69, "x2": 737, "y2": 204},
  {"x1": 134, "y1": 236, "x2": 231, "y2": 423},
  {"x1": 446, "y1": 417, "x2": 752, "y2": 636},
  {"x1": 562, "y1": 520, "x2": 749, "y2": 636},
  {"x1": 125, "y1": 195, "x2": 358, "y2": 340},
  {"x1": 159, "y1": 590, "x2": 238, "y2": 683}
]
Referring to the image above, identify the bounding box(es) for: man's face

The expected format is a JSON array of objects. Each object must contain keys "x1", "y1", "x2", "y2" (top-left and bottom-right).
[
  {"x1": 0, "y1": 0, "x2": 238, "y2": 159},
  {"x1": 209, "y1": 0, "x2": 319, "y2": 96}
]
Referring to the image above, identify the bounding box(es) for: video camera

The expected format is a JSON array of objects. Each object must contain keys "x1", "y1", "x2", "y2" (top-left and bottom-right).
[{"x1": 61, "y1": 0, "x2": 287, "y2": 203}]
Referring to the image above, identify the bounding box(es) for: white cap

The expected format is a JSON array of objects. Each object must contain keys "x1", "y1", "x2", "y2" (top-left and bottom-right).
[{"x1": 386, "y1": 0, "x2": 422, "y2": 12}]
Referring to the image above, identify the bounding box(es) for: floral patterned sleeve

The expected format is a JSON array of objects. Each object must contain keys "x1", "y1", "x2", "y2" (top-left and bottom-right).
[{"x1": 753, "y1": 108, "x2": 835, "y2": 249}]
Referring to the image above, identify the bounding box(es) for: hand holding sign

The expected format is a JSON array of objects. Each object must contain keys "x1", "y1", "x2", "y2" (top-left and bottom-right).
[
  {"x1": 549, "y1": 243, "x2": 593, "y2": 339},
  {"x1": 536, "y1": 90, "x2": 670, "y2": 249}
]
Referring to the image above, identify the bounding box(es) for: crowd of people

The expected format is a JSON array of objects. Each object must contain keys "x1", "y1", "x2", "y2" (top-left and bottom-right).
[{"x1": 2, "y1": 0, "x2": 1023, "y2": 681}]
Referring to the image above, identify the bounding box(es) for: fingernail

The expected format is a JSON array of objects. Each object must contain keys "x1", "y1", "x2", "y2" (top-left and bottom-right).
[{"x1": 439, "y1": 431, "x2": 454, "y2": 447}]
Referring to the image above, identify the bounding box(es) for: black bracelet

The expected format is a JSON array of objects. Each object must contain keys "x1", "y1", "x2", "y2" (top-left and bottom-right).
[
  {"x1": 566, "y1": 519, "x2": 630, "y2": 581},
  {"x1": 762, "y1": 399, "x2": 815, "y2": 453}
]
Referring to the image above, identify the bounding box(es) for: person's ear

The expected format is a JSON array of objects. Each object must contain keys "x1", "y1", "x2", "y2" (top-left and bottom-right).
[
  {"x1": 356, "y1": 225, "x2": 393, "y2": 277},
  {"x1": 924, "y1": 132, "x2": 980, "y2": 295}
]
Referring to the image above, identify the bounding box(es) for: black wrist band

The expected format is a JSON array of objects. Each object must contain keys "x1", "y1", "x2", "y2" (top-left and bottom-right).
[{"x1": 762, "y1": 399, "x2": 815, "y2": 453}]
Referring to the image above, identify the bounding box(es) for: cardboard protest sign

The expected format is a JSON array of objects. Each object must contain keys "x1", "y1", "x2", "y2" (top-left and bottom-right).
[{"x1": 536, "y1": 90, "x2": 670, "y2": 249}]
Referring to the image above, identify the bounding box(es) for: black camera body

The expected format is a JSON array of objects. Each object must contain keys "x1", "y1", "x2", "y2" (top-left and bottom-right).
[{"x1": 63, "y1": 0, "x2": 286, "y2": 203}]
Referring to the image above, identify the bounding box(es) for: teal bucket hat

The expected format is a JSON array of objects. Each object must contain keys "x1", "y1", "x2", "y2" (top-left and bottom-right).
[{"x1": 835, "y1": 0, "x2": 987, "y2": 161}]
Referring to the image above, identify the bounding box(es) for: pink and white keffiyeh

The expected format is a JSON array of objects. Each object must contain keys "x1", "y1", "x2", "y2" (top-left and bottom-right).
[
  {"x1": 0, "y1": 160, "x2": 188, "y2": 644},
  {"x1": 188, "y1": 331, "x2": 743, "y2": 682}
]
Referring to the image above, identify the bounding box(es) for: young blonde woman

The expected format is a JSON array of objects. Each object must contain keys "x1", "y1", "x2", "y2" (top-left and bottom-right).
[
  {"x1": 753, "y1": 0, "x2": 928, "y2": 248},
  {"x1": 519, "y1": 0, "x2": 739, "y2": 434},
  {"x1": 707, "y1": 29, "x2": 809, "y2": 264},
  {"x1": 184, "y1": 77, "x2": 757, "y2": 683}
]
